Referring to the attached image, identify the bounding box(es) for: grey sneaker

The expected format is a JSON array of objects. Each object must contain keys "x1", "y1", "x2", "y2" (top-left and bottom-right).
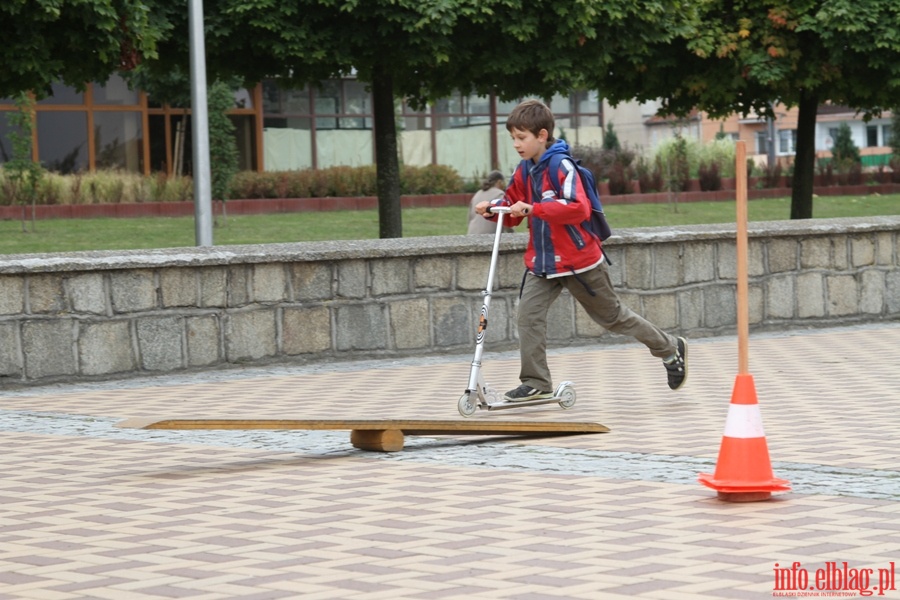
[
  {"x1": 664, "y1": 337, "x2": 688, "y2": 390},
  {"x1": 504, "y1": 384, "x2": 554, "y2": 402}
]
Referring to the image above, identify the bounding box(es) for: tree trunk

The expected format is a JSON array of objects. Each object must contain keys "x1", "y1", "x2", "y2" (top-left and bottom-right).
[
  {"x1": 371, "y1": 65, "x2": 403, "y2": 239},
  {"x1": 790, "y1": 89, "x2": 818, "y2": 220}
]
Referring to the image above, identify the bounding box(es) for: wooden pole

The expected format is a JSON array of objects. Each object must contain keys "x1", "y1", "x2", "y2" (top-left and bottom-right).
[{"x1": 735, "y1": 141, "x2": 749, "y2": 374}]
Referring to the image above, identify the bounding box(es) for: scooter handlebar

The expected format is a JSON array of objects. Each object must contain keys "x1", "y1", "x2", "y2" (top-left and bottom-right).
[{"x1": 487, "y1": 206, "x2": 511, "y2": 214}]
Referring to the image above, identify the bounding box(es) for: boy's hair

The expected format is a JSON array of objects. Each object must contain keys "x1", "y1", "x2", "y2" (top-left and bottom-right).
[{"x1": 505, "y1": 99, "x2": 556, "y2": 147}]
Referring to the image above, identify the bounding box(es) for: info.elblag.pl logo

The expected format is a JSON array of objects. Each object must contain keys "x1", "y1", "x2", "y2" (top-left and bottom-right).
[{"x1": 773, "y1": 561, "x2": 896, "y2": 597}]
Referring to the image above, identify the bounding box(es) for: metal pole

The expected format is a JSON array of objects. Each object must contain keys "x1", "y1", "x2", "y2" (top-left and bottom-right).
[
  {"x1": 766, "y1": 102, "x2": 777, "y2": 172},
  {"x1": 188, "y1": 0, "x2": 213, "y2": 246},
  {"x1": 735, "y1": 140, "x2": 749, "y2": 374}
]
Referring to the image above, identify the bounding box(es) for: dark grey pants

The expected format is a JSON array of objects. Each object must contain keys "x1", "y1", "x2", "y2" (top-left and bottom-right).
[{"x1": 517, "y1": 261, "x2": 677, "y2": 391}]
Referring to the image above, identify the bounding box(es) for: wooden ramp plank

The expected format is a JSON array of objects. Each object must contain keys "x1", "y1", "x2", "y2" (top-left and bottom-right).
[
  {"x1": 115, "y1": 418, "x2": 609, "y2": 435},
  {"x1": 115, "y1": 418, "x2": 609, "y2": 453}
]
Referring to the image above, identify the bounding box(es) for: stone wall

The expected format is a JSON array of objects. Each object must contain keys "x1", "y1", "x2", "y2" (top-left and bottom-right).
[{"x1": 1, "y1": 216, "x2": 898, "y2": 388}]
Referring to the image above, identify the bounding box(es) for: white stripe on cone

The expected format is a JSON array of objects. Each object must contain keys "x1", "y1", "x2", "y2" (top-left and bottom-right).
[{"x1": 722, "y1": 403, "x2": 766, "y2": 439}]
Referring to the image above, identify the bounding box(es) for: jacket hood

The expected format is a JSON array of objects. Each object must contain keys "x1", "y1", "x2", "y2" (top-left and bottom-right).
[{"x1": 537, "y1": 139, "x2": 571, "y2": 168}]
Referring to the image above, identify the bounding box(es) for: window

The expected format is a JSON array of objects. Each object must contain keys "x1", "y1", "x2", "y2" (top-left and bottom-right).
[
  {"x1": 867, "y1": 125, "x2": 879, "y2": 147},
  {"x1": 778, "y1": 129, "x2": 797, "y2": 154},
  {"x1": 884, "y1": 125, "x2": 893, "y2": 147},
  {"x1": 37, "y1": 112, "x2": 88, "y2": 173},
  {"x1": 755, "y1": 131, "x2": 768, "y2": 154},
  {"x1": 93, "y1": 75, "x2": 139, "y2": 105}
]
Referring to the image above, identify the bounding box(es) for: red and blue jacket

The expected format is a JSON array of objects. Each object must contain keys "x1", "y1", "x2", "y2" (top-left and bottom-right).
[{"x1": 490, "y1": 140, "x2": 604, "y2": 278}]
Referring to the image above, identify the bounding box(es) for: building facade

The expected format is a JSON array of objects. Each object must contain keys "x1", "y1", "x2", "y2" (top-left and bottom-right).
[{"x1": 1, "y1": 76, "x2": 894, "y2": 182}]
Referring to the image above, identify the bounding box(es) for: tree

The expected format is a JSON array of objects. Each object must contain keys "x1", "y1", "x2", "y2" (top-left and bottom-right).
[
  {"x1": 831, "y1": 123, "x2": 860, "y2": 165},
  {"x1": 593, "y1": 0, "x2": 900, "y2": 220},
  {"x1": 138, "y1": 0, "x2": 690, "y2": 238},
  {"x1": 0, "y1": 0, "x2": 165, "y2": 98},
  {"x1": 2, "y1": 93, "x2": 44, "y2": 232},
  {"x1": 207, "y1": 80, "x2": 240, "y2": 226},
  {"x1": 602, "y1": 122, "x2": 621, "y2": 152}
]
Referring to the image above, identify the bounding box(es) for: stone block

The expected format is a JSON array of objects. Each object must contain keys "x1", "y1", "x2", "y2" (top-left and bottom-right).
[
  {"x1": 0, "y1": 322, "x2": 21, "y2": 377},
  {"x1": 23, "y1": 320, "x2": 76, "y2": 379},
  {"x1": 335, "y1": 304, "x2": 386, "y2": 351},
  {"x1": 199, "y1": 267, "x2": 228, "y2": 308},
  {"x1": 432, "y1": 297, "x2": 471, "y2": 347},
  {"x1": 642, "y1": 293, "x2": 678, "y2": 329},
  {"x1": 336, "y1": 260, "x2": 367, "y2": 299},
  {"x1": 850, "y1": 235, "x2": 876, "y2": 268},
  {"x1": 67, "y1": 273, "x2": 107, "y2": 314},
  {"x1": 0, "y1": 275, "x2": 25, "y2": 315},
  {"x1": 226, "y1": 266, "x2": 251, "y2": 306},
  {"x1": 677, "y1": 288, "x2": 704, "y2": 330},
  {"x1": 389, "y1": 298, "x2": 430, "y2": 350},
  {"x1": 28, "y1": 274, "x2": 66, "y2": 314},
  {"x1": 859, "y1": 270, "x2": 885, "y2": 315},
  {"x1": 252, "y1": 263, "x2": 287, "y2": 303},
  {"x1": 800, "y1": 237, "x2": 832, "y2": 269},
  {"x1": 77, "y1": 320, "x2": 135, "y2": 376},
  {"x1": 826, "y1": 274, "x2": 858, "y2": 317},
  {"x1": 414, "y1": 256, "x2": 454, "y2": 291},
  {"x1": 457, "y1": 254, "x2": 490, "y2": 291},
  {"x1": 797, "y1": 273, "x2": 825, "y2": 318},
  {"x1": 371, "y1": 258, "x2": 411, "y2": 296},
  {"x1": 767, "y1": 238, "x2": 798, "y2": 273},
  {"x1": 652, "y1": 245, "x2": 683, "y2": 289},
  {"x1": 718, "y1": 242, "x2": 763, "y2": 279},
  {"x1": 137, "y1": 316, "x2": 184, "y2": 371},
  {"x1": 683, "y1": 243, "x2": 715, "y2": 283},
  {"x1": 225, "y1": 309, "x2": 278, "y2": 361},
  {"x1": 159, "y1": 268, "x2": 197, "y2": 307},
  {"x1": 283, "y1": 306, "x2": 332, "y2": 355},
  {"x1": 833, "y1": 236, "x2": 850, "y2": 270},
  {"x1": 186, "y1": 315, "x2": 221, "y2": 367},
  {"x1": 623, "y1": 245, "x2": 652, "y2": 290},
  {"x1": 886, "y1": 269, "x2": 900, "y2": 313},
  {"x1": 498, "y1": 253, "x2": 526, "y2": 290},
  {"x1": 875, "y1": 232, "x2": 895, "y2": 266},
  {"x1": 704, "y1": 286, "x2": 736, "y2": 328},
  {"x1": 766, "y1": 275, "x2": 795, "y2": 319},
  {"x1": 748, "y1": 286, "x2": 764, "y2": 325},
  {"x1": 110, "y1": 270, "x2": 157, "y2": 313},
  {"x1": 290, "y1": 262, "x2": 333, "y2": 300}
]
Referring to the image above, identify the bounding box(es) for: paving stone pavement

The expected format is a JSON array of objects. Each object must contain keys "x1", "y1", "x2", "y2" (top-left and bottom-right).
[{"x1": 0, "y1": 323, "x2": 899, "y2": 600}]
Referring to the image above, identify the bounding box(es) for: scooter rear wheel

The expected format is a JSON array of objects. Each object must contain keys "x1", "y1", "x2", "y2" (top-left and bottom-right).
[{"x1": 458, "y1": 393, "x2": 478, "y2": 417}]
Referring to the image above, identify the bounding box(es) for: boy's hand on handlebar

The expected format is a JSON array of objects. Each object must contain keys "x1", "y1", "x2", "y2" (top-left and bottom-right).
[
  {"x1": 509, "y1": 202, "x2": 532, "y2": 218},
  {"x1": 474, "y1": 200, "x2": 491, "y2": 216}
]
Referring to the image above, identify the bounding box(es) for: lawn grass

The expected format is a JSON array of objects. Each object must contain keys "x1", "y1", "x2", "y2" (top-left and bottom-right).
[{"x1": 1, "y1": 193, "x2": 898, "y2": 255}]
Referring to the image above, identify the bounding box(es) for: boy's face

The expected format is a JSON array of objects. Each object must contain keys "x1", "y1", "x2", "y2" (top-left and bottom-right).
[{"x1": 509, "y1": 127, "x2": 548, "y2": 162}]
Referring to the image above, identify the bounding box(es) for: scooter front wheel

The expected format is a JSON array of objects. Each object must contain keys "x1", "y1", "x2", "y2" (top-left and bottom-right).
[
  {"x1": 557, "y1": 383, "x2": 577, "y2": 409},
  {"x1": 458, "y1": 392, "x2": 478, "y2": 417}
]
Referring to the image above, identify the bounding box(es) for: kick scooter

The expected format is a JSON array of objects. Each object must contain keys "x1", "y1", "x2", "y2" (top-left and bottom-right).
[{"x1": 457, "y1": 206, "x2": 576, "y2": 417}]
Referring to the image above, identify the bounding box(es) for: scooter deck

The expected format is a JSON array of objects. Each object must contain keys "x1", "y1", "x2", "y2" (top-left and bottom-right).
[{"x1": 116, "y1": 417, "x2": 609, "y2": 453}]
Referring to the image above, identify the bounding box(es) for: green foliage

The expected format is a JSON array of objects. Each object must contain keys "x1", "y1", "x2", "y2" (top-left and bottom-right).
[
  {"x1": 1, "y1": 93, "x2": 45, "y2": 230},
  {"x1": 635, "y1": 156, "x2": 664, "y2": 193},
  {"x1": 207, "y1": 80, "x2": 240, "y2": 203},
  {"x1": 571, "y1": 143, "x2": 636, "y2": 182},
  {"x1": 0, "y1": 0, "x2": 165, "y2": 97},
  {"x1": 654, "y1": 134, "x2": 693, "y2": 192},
  {"x1": 229, "y1": 165, "x2": 464, "y2": 200},
  {"x1": 602, "y1": 122, "x2": 621, "y2": 151},
  {"x1": 892, "y1": 113, "x2": 900, "y2": 157},
  {"x1": 831, "y1": 123, "x2": 861, "y2": 165}
]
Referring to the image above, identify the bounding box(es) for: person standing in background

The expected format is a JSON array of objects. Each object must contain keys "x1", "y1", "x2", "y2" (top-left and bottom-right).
[{"x1": 467, "y1": 170, "x2": 513, "y2": 234}]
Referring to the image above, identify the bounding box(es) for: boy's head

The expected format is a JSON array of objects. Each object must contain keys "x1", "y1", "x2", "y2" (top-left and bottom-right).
[{"x1": 505, "y1": 99, "x2": 556, "y2": 148}]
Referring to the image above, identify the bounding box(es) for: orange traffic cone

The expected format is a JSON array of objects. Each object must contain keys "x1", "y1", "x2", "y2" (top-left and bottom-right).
[{"x1": 698, "y1": 373, "x2": 790, "y2": 502}]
